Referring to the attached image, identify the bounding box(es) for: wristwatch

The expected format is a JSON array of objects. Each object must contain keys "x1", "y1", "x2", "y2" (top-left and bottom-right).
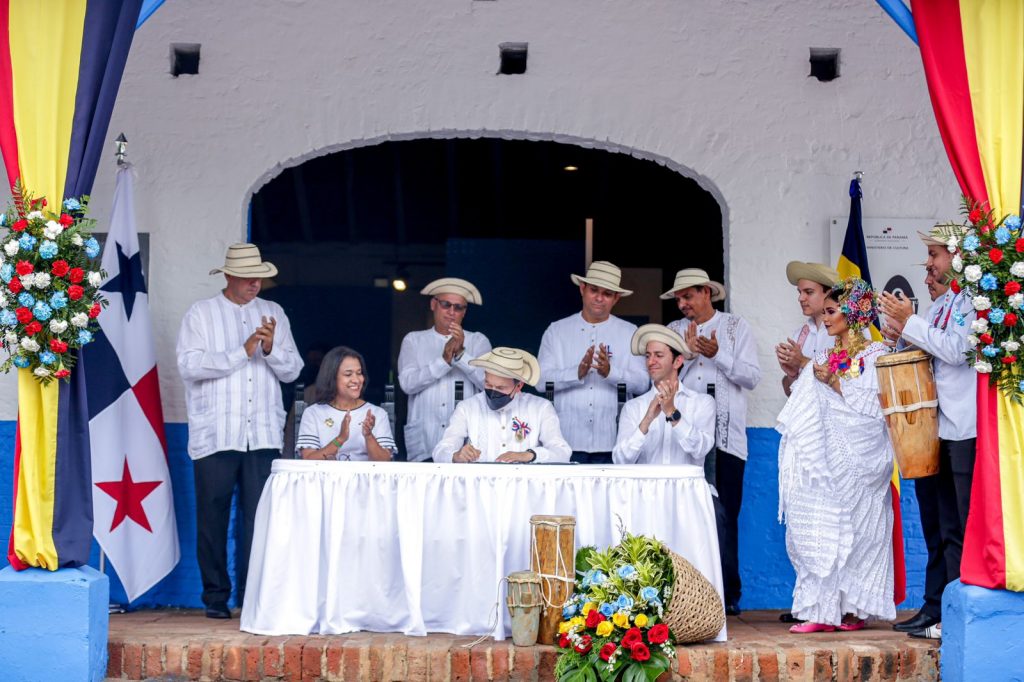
[
  {"x1": 453, "y1": 349, "x2": 465, "y2": 362},
  {"x1": 665, "y1": 409, "x2": 682, "y2": 423},
  {"x1": 526, "y1": 449, "x2": 537, "y2": 462}
]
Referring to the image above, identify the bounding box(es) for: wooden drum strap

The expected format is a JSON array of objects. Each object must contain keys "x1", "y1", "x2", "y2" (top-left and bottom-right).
[
  {"x1": 530, "y1": 520, "x2": 573, "y2": 609},
  {"x1": 880, "y1": 363, "x2": 939, "y2": 416}
]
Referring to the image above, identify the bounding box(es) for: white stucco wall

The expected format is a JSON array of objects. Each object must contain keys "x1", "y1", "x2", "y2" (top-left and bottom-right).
[{"x1": 0, "y1": 0, "x2": 960, "y2": 425}]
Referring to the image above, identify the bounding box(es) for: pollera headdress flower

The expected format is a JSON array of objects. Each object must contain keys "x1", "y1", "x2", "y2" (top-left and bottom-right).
[{"x1": 830, "y1": 277, "x2": 878, "y2": 332}]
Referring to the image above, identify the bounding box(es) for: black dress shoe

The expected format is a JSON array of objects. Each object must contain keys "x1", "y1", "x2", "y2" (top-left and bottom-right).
[
  {"x1": 205, "y1": 602, "x2": 231, "y2": 619},
  {"x1": 779, "y1": 612, "x2": 804, "y2": 624},
  {"x1": 893, "y1": 611, "x2": 939, "y2": 632},
  {"x1": 725, "y1": 602, "x2": 741, "y2": 616}
]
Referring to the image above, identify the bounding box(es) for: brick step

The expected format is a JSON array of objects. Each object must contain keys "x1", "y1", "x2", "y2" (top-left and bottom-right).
[{"x1": 106, "y1": 610, "x2": 940, "y2": 681}]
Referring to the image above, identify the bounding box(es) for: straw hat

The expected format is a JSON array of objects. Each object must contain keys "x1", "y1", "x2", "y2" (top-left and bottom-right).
[
  {"x1": 570, "y1": 261, "x2": 633, "y2": 296},
  {"x1": 469, "y1": 347, "x2": 541, "y2": 386},
  {"x1": 917, "y1": 230, "x2": 947, "y2": 247},
  {"x1": 420, "y1": 277, "x2": 483, "y2": 305},
  {"x1": 630, "y1": 324, "x2": 690, "y2": 357},
  {"x1": 660, "y1": 268, "x2": 725, "y2": 301},
  {"x1": 209, "y1": 243, "x2": 278, "y2": 278},
  {"x1": 785, "y1": 261, "x2": 840, "y2": 288}
]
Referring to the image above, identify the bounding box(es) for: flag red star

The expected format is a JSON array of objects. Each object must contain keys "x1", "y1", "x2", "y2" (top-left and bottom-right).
[{"x1": 95, "y1": 459, "x2": 163, "y2": 532}]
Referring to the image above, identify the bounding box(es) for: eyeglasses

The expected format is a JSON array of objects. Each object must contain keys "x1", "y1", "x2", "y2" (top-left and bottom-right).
[{"x1": 434, "y1": 298, "x2": 468, "y2": 312}]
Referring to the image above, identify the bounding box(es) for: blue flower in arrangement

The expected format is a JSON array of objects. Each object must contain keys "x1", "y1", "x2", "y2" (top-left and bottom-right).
[
  {"x1": 995, "y1": 226, "x2": 1012, "y2": 245},
  {"x1": 32, "y1": 302, "x2": 52, "y2": 322},
  {"x1": 589, "y1": 570, "x2": 607, "y2": 586},
  {"x1": 62, "y1": 198, "x2": 81, "y2": 212},
  {"x1": 0, "y1": 310, "x2": 17, "y2": 326},
  {"x1": 1019, "y1": 379, "x2": 1024, "y2": 392},
  {"x1": 0, "y1": 212, "x2": 5, "y2": 226},
  {"x1": 1006, "y1": 215, "x2": 1022, "y2": 231},
  {"x1": 983, "y1": 345, "x2": 999, "y2": 358},
  {"x1": 562, "y1": 603, "x2": 577, "y2": 619},
  {"x1": 84, "y1": 237, "x2": 100, "y2": 259},
  {"x1": 0, "y1": 263, "x2": 13, "y2": 283},
  {"x1": 615, "y1": 594, "x2": 634, "y2": 611},
  {"x1": 963, "y1": 234, "x2": 982, "y2": 252},
  {"x1": 18, "y1": 234, "x2": 36, "y2": 251},
  {"x1": 38, "y1": 240, "x2": 58, "y2": 259},
  {"x1": 640, "y1": 586, "x2": 660, "y2": 602},
  {"x1": 980, "y1": 274, "x2": 999, "y2": 291},
  {"x1": 38, "y1": 350, "x2": 57, "y2": 365},
  {"x1": 17, "y1": 292, "x2": 35, "y2": 308},
  {"x1": 599, "y1": 602, "x2": 615, "y2": 618},
  {"x1": 78, "y1": 330, "x2": 93, "y2": 345},
  {"x1": 12, "y1": 354, "x2": 30, "y2": 368},
  {"x1": 988, "y1": 308, "x2": 1006, "y2": 325},
  {"x1": 50, "y1": 292, "x2": 68, "y2": 310},
  {"x1": 616, "y1": 564, "x2": 638, "y2": 580}
]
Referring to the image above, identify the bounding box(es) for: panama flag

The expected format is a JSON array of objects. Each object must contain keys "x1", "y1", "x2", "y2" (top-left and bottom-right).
[{"x1": 86, "y1": 164, "x2": 178, "y2": 601}]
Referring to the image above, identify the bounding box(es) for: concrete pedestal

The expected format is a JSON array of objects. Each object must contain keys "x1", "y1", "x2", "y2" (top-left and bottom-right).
[
  {"x1": 942, "y1": 579, "x2": 1024, "y2": 681},
  {"x1": 0, "y1": 565, "x2": 109, "y2": 682}
]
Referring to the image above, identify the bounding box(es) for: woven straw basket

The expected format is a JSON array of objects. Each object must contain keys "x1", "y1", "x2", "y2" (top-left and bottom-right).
[{"x1": 662, "y1": 550, "x2": 725, "y2": 643}]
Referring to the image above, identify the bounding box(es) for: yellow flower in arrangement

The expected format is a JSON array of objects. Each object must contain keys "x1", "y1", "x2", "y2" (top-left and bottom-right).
[
  {"x1": 634, "y1": 613, "x2": 649, "y2": 627},
  {"x1": 612, "y1": 611, "x2": 630, "y2": 629},
  {"x1": 570, "y1": 616, "x2": 585, "y2": 629},
  {"x1": 558, "y1": 621, "x2": 572, "y2": 634},
  {"x1": 595, "y1": 621, "x2": 614, "y2": 637},
  {"x1": 582, "y1": 602, "x2": 597, "y2": 616}
]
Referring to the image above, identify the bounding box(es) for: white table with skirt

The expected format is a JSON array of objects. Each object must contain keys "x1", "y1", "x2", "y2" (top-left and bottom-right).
[{"x1": 239, "y1": 461, "x2": 726, "y2": 642}]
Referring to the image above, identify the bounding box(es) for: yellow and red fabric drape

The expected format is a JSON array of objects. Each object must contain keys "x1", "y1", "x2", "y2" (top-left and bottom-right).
[
  {"x1": 0, "y1": 0, "x2": 142, "y2": 569},
  {"x1": 912, "y1": 0, "x2": 1024, "y2": 592}
]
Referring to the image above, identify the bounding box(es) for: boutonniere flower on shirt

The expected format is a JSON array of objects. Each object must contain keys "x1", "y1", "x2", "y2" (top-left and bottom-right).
[
  {"x1": 324, "y1": 417, "x2": 335, "y2": 428},
  {"x1": 827, "y1": 349, "x2": 861, "y2": 381},
  {"x1": 511, "y1": 416, "x2": 531, "y2": 442}
]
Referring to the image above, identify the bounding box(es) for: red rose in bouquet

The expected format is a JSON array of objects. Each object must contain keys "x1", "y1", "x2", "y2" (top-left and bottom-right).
[
  {"x1": 980, "y1": 333, "x2": 994, "y2": 345},
  {"x1": 1007, "y1": 281, "x2": 1022, "y2": 296},
  {"x1": 8, "y1": 278, "x2": 22, "y2": 294},
  {"x1": 58, "y1": 213, "x2": 74, "y2": 227},
  {"x1": 558, "y1": 633, "x2": 570, "y2": 649},
  {"x1": 15, "y1": 307, "x2": 32, "y2": 324},
  {"x1": 11, "y1": 218, "x2": 27, "y2": 232},
  {"x1": 15, "y1": 260, "x2": 33, "y2": 276},
  {"x1": 599, "y1": 642, "x2": 617, "y2": 662},
  {"x1": 68, "y1": 267, "x2": 84, "y2": 283},
  {"x1": 68, "y1": 285, "x2": 84, "y2": 301},
  {"x1": 1005, "y1": 313, "x2": 1019, "y2": 327},
  {"x1": 630, "y1": 643, "x2": 651, "y2": 662},
  {"x1": 573, "y1": 635, "x2": 593, "y2": 655},
  {"x1": 978, "y1": 309, "x2": 990, "y2": 320},
  {"x1": 621, "y1": 627, "x2": 643, "y2": 648},
  {"x1": 969, "y1": 208, "x2": 983, "y2": 223},
  {"x1": 584, "y1": 609, "x2": 605, "y2": 629},
  {"x1": 990, "y1": 248, "x2": 1004, "y2": 264},
  {"x1": 647, "y1": 623, "x2": 670, "y2": 645},
  {"x1": 51, "y1": 260, "x2": 69, "y2": 277},
  {"x1": 50, "y1": 339, "x2": 68, "y2": 354},
  {"x1": 1003, "y1": 356, "x2": 1018, "y2": 364},
  {"x1": 54, "y1": 369, "x2": 70, "y2": 379},
  {"x1": 24, "y1": 321, "x2": 42, "y2": 336},
  {"x1": 1017, "y1": 238, "x2": 1024, "y2": 253},
  {"x1": 88, "y1": 302, "x2": 101, "y2": 318},
  {"x1": 951, "y1": 279, "x2": 962, "y2": 294}
]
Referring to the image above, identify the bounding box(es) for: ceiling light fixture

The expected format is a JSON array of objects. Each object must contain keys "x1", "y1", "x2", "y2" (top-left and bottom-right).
[{"x1": 563, "y1": 165, "x2": 579, "y2": 172}]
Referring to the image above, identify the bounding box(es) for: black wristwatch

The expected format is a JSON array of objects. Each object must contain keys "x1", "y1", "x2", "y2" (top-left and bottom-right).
[
  {"x1": 665, "y1": 409, "x2": 682, "y2": 423},
  {"x1": 526, "y1": 449, "x2": 537, "y2": 462}
]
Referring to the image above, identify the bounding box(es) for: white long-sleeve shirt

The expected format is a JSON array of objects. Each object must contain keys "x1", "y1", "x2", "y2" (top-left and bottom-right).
[
  {"x1": 791, "y1": 318, "x2": 835, "y2": 359},
  {"x1": 176, "y1": 294, "x2": 303, "y2": 459},
  {"x1": 669, "y1": 312, "x2": 761, "y2": 460},
  {"x1": 898, "y1": 288, "x2": 977, "y2": 441},
  {"x1": 431, "y1": 392, "x2": 572, "y2": 463},
  {"x1": 397, "y1": 328, "x2": 492, "y2": 461},
  {"x1": 538, "y1": 313, "x2": 650, "y2": 452},
  {"x1": 612, "y1": 385, "x2": 716, "y2": 466}
]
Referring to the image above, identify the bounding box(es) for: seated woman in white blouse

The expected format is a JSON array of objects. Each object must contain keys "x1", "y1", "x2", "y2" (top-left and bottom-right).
[{"x1": 296, "y1": 346, "x2": 397, "y2": 461}]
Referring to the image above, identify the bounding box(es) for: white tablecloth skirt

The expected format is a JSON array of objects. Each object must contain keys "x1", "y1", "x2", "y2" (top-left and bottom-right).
[{"x1": 240, "y1": 461, "x2": 725, "y2": 642}]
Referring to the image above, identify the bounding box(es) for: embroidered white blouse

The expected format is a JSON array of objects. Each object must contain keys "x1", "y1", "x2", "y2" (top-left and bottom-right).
[{"x1": 295, "y1": 402, "x2": 397, "y2": 460}]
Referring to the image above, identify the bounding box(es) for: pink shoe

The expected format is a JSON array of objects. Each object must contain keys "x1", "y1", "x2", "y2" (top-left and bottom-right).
[
  {"x1": 789, "y1": 622, "x2": 836, "y2": 633},
  {"x1": 839, "y1": 619, "x2": 866, "y2": 631}
]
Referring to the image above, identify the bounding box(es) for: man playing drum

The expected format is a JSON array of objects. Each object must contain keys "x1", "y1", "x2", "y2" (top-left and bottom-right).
[{"x1": 879, "y1": 229, "x2": 976, "y2": 640}]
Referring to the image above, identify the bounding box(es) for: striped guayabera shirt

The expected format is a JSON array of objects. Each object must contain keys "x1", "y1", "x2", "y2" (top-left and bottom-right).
[{"x1": 176, "y1": 294, "x2": 303, "y2": 459}]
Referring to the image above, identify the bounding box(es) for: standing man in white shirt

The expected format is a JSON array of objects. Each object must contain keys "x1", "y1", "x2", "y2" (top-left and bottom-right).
[
  {"x1": 665, "y1": 268, "x2": 761, "y2": 616},
  {"x1": 775, "y1": 262, "x2": 841, "y2": 396},
  {"x1": 432, "y1": 347, "x2": 572, "y2": 463},
  {"x1": 538, "y1": 261, "x2": 649, "y2": 464},
  {"x1": 613, "y1": 324, "x2": 715, "y2": 466},
  {"x1": 176, "y1": 243, "x2": 302, "y2": 619},
  {"x1": 398, "y1": 278, "x2": 492, "y2": 461},
  {"x1": 879, "y1": 230, "x2": 976, "y2": 640}
]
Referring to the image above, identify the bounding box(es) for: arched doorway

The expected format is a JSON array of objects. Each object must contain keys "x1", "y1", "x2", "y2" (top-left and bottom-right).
[{"x1": 249, "y1": 137, "x2": 724, "y2": 450}]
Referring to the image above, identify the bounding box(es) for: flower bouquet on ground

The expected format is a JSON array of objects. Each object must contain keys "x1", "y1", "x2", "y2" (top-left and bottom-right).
[
  {"x1": 553, "y1": 533, "x2": 678, "y2": 682},
  {"x1": 0, "y1": 182, "x2": 105, "y2": 383},
  {"x1": 936, "y1": 197, "x2": 1024, "y2": 401}
]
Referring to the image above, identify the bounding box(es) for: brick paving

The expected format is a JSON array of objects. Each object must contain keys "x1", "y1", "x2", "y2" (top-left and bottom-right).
[{"x1": 106, "y1": 609, "x2": 939, "y2": 681}]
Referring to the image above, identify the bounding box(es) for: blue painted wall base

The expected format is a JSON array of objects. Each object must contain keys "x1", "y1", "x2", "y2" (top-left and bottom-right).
[
  {"x1": 0, "y1": 565, "x2": 109, "y2": 682},
  {"x1": 942, "y1": 580, "x2": 1024, "y2": 681}
]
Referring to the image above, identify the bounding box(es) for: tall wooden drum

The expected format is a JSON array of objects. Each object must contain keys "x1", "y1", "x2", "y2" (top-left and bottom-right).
[
  {"x1": 875, "y1": 349, "x2": 940, "y2": 478},
  {"x1": 529, "y1": 515, "x2": 575, "y2": 645}
]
